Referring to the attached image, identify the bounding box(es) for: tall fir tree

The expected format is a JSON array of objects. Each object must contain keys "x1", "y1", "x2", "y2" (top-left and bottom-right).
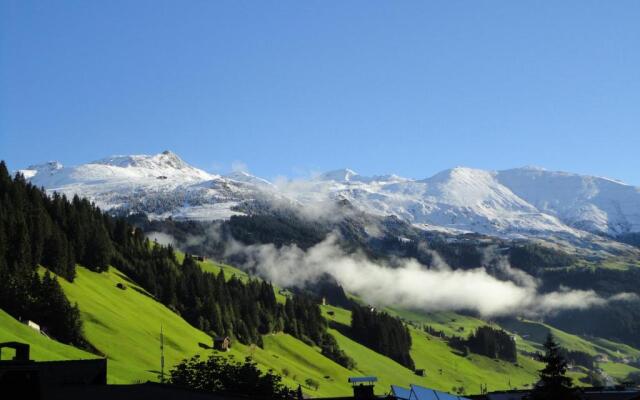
[{"x1": 529, "y1": 334, "x2": 579, "y2": 400}]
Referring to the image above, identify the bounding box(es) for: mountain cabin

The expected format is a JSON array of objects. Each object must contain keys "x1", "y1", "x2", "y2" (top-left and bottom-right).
[{"x1": 213, "y1": 337, "x2": 231, "y2": 351}]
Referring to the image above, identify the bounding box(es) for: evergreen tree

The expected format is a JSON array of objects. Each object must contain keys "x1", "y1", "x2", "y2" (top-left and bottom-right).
[
  {"x1": 83, "y1": 224, "x2": 112, "y2": 271},
  {"x1": 462, "y1": 326, "x2": 517, "y2": 363},
  {"x1": 350, "y1": 304, "x2": 414, "y2": 369},
  {"x1": 529, "y1": 334, "x2": 579, "y2": 400}
]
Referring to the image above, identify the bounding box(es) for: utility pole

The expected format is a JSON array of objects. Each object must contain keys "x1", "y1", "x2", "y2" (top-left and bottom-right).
[{"x1": 160, "y1": 324, "x2": 165, "y2": 383}]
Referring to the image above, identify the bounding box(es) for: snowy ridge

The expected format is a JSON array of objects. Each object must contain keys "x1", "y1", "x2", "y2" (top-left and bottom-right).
[
  {"x1": 296, "y1": 166, "x2": 584, "y2": 238},
  {"x1": 224, "y1": 171, "x2": 274, "y2": 188},
  {"x1": 19, "y1": 151, "x2": 254, "y2": 220},
  {"x1": 18, "y1": 152, "x2": 640, "y2": 240},
  {"x1": 495, "y1": 168, "x2": 640, "y2": 234}
]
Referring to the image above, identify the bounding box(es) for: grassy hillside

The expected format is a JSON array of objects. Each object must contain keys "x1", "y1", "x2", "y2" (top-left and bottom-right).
[
  {"x1": 0, "y1": 309, "x2": 96, "y2": 362},
  {"x1": 53, "y1": 266, "x2": 214, "y2": 384},
  {"x1": 322, "y1": 305, "x2": 542, "y2": 395},
  {"x1": 40, "y1": 264, "x2": 351, "y2": 395},
  {"x1": 10, "y1": 259, "x2": 636, "y2": 396},
  {"x1": 386, "y1": 307, "x2": 640, "y2": 383},
  {"x1": 35, "y1": 261, "x2": 540, "y2": 395}
]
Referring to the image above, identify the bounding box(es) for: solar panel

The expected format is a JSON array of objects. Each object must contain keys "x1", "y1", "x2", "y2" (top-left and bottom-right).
[
  {"x1": 391, "y1": 385, "x2": 412, "y2": 400},
  {"x1": 409, "y1": 384, "x2": 471, "y2": 400},
  {"x1": 410, "y1": 385, "x2": 439, "y2": 400}
]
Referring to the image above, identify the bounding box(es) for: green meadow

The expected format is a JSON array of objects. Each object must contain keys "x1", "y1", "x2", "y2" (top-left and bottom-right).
[{"x1": 2, "y1": 259, "x2": 638, "y2": 397}]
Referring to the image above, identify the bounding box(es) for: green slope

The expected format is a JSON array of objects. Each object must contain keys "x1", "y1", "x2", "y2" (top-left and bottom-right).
[
  {"x1": 0, "y1": 309, "x2": 96, "y2": 361},
  {"x1": 10, "y1": 260, "x2": 636, "y2": 396},
  {"x1": 54, "y1": 266, "x2": 213, "y2": 384},
  {"x1": 385, "y1": 307, "x2": 640, "y2": 384},
  {"x1": 42, "y1": 264, "x2": 351, "y2": 395},
  {"x1": 322, "y1": 305, "x2": 541, "y2": 395}
]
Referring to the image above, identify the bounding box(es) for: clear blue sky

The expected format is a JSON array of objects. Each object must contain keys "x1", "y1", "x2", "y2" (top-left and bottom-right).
[{"x1": 1, "y1": 1, "x2": 639, "y2": 183}]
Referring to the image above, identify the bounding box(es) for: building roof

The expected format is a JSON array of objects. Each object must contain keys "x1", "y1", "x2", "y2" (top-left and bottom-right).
[
  {"x1": 0, "y1": 341, "x2": 30, "y2": 350},
  {"x1": 348, "y1": 376, "x2": 378, "y2": 384},
  {"x1": 409, "y1": 384, "x2": 471, "y2": 400}
]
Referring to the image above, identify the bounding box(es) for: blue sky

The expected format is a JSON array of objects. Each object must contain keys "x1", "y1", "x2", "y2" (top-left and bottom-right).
[{"x1": 1, "y1": 1, "x2": 639, "y2": 183}]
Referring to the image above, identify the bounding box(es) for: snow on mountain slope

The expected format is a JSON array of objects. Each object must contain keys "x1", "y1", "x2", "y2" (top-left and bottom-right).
[
  {"x1": 224, "y1": 171, "x2": 274, "y2": 188},
  {"x1": 496, "y1": 167, "x2": 640, "y2": 235},
  {"x1": 18, "y1": 151, "x2": 640, "y2": 240},
  {"x1": 300, "y1": 167, "x2": 583, "y2": 238},
  {"x1": 20, "y1": 151, "x2": 252, "y2": 220}
]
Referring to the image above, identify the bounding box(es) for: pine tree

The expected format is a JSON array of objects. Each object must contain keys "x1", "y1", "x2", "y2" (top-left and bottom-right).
[{"x1": 529, "y1": 334, "x2": 579, "y2": 400}]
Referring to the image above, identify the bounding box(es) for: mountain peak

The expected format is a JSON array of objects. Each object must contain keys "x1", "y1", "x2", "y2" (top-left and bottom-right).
[
  {"x1": 426, "y1": 166, "x2": 491, "y2": 183},
  {"x1": 92, "y1": 151, "x2": 189, "y2": 170},
  {"x1": 18, "y1": 161, "x2": 63, "y2": 179},
  {"x1": 26, "y1": 161, "x2": 64, "y2": 172}
]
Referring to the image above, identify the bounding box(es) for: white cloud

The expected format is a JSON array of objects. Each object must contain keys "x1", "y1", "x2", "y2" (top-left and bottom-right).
[
  {"x1": 147, "y1": 231, "x2": 176, "y2": 247},
  {"x1": 225, "y1": 234, "x2": 628, "y2": 317}
]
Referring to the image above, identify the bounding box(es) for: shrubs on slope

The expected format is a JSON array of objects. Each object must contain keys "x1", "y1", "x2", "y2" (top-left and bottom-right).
[{"x1": 169, "y1": 354, "x2": 296, "y2": 399}]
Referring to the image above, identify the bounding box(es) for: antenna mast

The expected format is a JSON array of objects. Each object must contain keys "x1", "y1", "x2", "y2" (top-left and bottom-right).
[{"x1": 160, "y1": 324, "x2": 165, "y2": 383}]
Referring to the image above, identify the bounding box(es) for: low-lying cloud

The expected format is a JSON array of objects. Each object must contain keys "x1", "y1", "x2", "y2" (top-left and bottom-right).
[
  {"x1": 225, "y1": 234, "x2": 636, "y2": 317},
  {"x1": 147, "y1": 231, "x2": 176, "y2": 247}
]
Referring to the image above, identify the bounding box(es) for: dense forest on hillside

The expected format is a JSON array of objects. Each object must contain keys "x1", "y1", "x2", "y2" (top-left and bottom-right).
[
  {"x1": 541, "y1": 267, "x2": 640, "y2": 347},
  {"x1": 350, "y1": 304, "x2": 414, "y2": 370},
  {"x1": 0, "y1": 163, "x2": 349, "y2": 364},
  {"x1": 0, "y1": 162, "x2": 99, "y2": 344},
  {"x1": 508, "y1": 244, "x2": 577, "y2": 273},
  {"x1": 448, "y1": 326, "x2": 517, "y2": 363}
]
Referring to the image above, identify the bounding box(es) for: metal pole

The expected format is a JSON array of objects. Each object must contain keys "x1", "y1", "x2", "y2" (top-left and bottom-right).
[{"x1": 160, "y1": 324, "x2": 165, "y2": 383}]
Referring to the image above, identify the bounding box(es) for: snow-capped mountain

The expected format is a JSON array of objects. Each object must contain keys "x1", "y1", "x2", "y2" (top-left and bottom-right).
[
  {"x1": 495, "y1": 167, "x2": 640, "y2": 235},
  {"x1": 20, "y1": 151, "x2": 260, "y2": 221},
  {"x1": 18, "y1": 151, "x2": 640, "y2": 240},
  {"x1": 297, "y1": 166, "x2": 583, "y2": 238}
]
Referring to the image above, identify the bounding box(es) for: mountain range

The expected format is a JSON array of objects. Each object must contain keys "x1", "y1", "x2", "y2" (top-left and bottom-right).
[{"x1": 19, "y1": 151, "x2": 640, "y2": 243}]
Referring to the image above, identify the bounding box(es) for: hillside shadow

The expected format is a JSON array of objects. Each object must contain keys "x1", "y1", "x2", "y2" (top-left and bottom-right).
[
  {"x1": 328, "y1": 320, "x2": 354, "y2": 340},
  {"x1": 497, "y1": 318, "x2": 550, "y2": 345},
  {"x1": 198, "y1": 342, "x2": 212, "y2": 350}
]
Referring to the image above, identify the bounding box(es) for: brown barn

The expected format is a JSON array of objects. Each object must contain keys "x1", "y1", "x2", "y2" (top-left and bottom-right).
[{"x1": 213, "y1": 337, "x2": 231, "y2": 351}]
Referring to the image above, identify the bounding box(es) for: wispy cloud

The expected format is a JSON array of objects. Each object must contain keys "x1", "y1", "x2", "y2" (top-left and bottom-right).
[{"x1": 224, "y1": 233, "x2": 635, "y2": 317}]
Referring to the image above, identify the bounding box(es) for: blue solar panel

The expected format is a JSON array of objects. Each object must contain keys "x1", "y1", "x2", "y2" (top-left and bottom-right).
[
  {"x1": 391, "y1": 385, "x2": 412, "y2": 400},
  {"x1": 409, "y1": 385, "x2": 471, "y2": 400},
  {"x1": 410, "y1": 385, "x2": 439, "y2": 400},
  {"x1": 348, "y1": 376, "x2": 378, "y2": 383}
]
